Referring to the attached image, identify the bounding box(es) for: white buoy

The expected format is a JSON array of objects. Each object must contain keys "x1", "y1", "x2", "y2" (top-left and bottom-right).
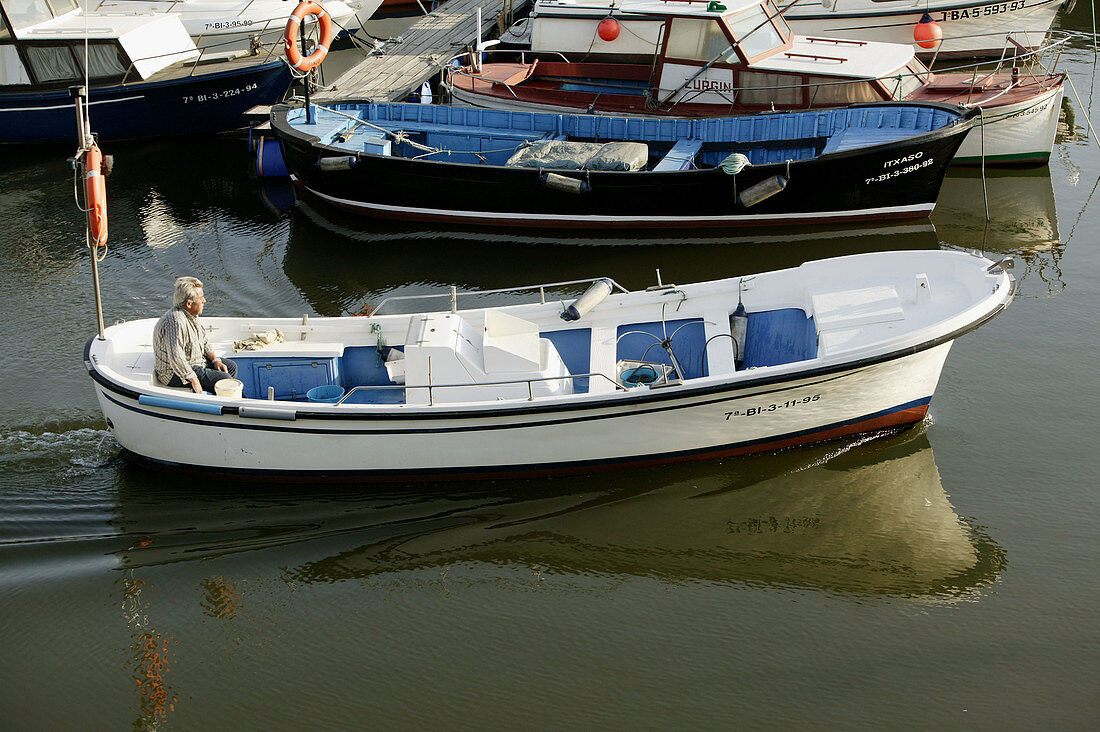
[{"x1": 562, "y1": 278, "x2": 612, "y2": 321}]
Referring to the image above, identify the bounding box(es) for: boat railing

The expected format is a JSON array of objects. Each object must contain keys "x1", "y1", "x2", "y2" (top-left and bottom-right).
[
  {"x1": 117, "y1": 36, "x2": 282, "y2": 83},
  {"x1": 336, "y1": 372, "x2": 629, "y2": 405},
  {"x1": 369, "y1": 277, "x2": 630, "y2": 315},
  {"x1": 924, "y1": 30, "x2": 1071, "y2": 72}
]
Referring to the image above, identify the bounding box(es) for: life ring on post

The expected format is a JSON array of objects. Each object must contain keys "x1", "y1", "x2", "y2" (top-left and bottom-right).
[
  {"x1": 284, "y1": 1, "x2": 333, "y2": 72},
  {"x1": 84, "y1": 142, "x2": 108, "y2": 246}
]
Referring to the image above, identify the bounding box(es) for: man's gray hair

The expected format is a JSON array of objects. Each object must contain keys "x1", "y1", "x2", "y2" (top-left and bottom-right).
[{"x1": 173, "y1": 276, "x2": 203, "y2": 308}]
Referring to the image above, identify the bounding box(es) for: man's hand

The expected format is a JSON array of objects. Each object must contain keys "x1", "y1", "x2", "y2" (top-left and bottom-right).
[
  {"x1": 213, "y1": 359, "x2": 229, "y2": 374},
  {"x1": 190, "y1": 377, "x2": 203, "y2": 394}
]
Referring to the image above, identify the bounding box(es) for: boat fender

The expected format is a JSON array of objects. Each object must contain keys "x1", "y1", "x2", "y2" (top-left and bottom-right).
[
  {"x1": 255, "y1": 138, "x2": 289, "y2": 177},
  {"x1": 284, "y1": 1, "x2": 334, "y2": 72},
  {"x1": 83, "y1": 142, "x2": 108, "y2": 246},
  {"x1": 542, "y1": 172, "x2": 591, "y2": 194},
  {"x1": 239, "y1": 405, "x2": 298, "y2": 421},
  {"x1": 138, "y1": 394, "x2": 224, "y2": 415},
  {"x1": 738, "y1": 175, "x2": 787, "y2": 208},
  {"x1": 561, "y1": 278, "x2": 612, "y2": 321},
  {"x1": 317, "y1": 156, "x2": 358, "y2": 171},
  {"x1": 730, "y1": 301, "x2": 748, "y2": 366}
]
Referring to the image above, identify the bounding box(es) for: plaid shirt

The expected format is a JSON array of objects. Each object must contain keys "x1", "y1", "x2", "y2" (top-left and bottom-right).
[{"x1": 153, "y1": 306, "x2": 211, "y2": 385}]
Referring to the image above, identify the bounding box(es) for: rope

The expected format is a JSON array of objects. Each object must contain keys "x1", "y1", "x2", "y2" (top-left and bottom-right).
[
  {"x1": 1064, "y1": 74, "x2": 1100, "y2": 151},
  {"x1": 979, "y1": 106, "x2": 988, "y2": 221}
]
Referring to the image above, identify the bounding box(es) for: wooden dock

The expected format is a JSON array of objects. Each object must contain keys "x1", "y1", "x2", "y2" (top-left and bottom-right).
[{"x1": 315, "y1": 0, "x2": 526, "y2": 103}]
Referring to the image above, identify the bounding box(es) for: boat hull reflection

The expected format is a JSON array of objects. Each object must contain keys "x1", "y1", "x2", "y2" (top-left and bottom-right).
[{"x1": 110, "y1": 428, "x2": 1004, "y2": 600}]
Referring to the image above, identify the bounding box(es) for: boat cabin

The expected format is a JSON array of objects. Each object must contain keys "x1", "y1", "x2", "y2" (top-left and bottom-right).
[
  {"x1": 0, "y1": 0, "x2": 198, "y2": 88},
  {"x1": 635, "y1": 0, "x2": 928, "y2": 108},
  {"x1": 476, "y1": 0, "x2": 933, "y2": 114}
]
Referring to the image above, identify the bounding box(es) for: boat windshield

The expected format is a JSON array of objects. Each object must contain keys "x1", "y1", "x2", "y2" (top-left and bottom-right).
[
  {"x1": 4, "y1": 0, "x2": 80, "y2": 30},
  {"x1": 883, "y1": 61, "x2": 929, "y2": 100},
  {"x1": 664, "y1": 17, "x2": 734, "y2": 62},
  {"x1": 725, "y1": 3, "x2": 788, "y2": 60}
]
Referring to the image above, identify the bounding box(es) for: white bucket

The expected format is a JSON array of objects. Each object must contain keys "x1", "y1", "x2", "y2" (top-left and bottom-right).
[{"x1": 214, "y1": 378, "x2": 244, "y2": 399}]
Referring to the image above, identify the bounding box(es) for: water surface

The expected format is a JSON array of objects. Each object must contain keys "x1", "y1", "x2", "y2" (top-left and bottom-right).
[{"x1": 0, "y1": 9, "x2": 1097, "y2": 728}]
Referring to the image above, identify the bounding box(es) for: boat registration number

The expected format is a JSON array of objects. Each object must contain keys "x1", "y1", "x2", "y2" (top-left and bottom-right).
[
  {"x1": 725, "y1": 394, "x2": 820, "y2": 419},
  {"x1": 938, "y1": 0, "x2": 1027, "y2": 22},
  {"x1": 205, "y1": 19, "x2": 255, "y2": 30},
  {"x1": 865, "y1": 156, "x2": 934, "y2": 184},
  {"x1": 181, "y1": 84, "x2": 259, "y2": 104}
]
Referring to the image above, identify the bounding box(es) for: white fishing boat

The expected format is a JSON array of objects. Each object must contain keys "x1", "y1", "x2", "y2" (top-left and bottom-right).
[
  {"x1": 85, "y1": 250, "x2": 1014, "y2": 479},
  {"x1": 82, "y1": 0, "x2": 378, "y2": 52},
  {"x1": 512, "y1": 0, "x2": 1071, "y2": 59}
]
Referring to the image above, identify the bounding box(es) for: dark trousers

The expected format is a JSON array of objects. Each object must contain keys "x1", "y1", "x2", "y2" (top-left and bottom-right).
[{"x1": 168, "y1": 358, "x2": 238, "y2": 393}]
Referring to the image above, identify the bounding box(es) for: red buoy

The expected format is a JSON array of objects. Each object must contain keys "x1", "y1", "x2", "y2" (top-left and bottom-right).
[
  {"x1": 914, "y1": 12, "x2": 942, "y2": 50},
  {"x1": 597, "y1": 17, "x2": 620, "y2": 42}
]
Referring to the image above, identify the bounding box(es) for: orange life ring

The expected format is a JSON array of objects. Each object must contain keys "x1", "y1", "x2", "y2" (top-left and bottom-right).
[
  {"x1": 84, "y1": 142, "x2": 108, "y2": 246},
  {"x1": 284, "y1": 1, "x2": 333, "y2": 72}
]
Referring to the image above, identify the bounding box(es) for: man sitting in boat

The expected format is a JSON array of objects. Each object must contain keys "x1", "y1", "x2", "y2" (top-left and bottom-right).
[{"x1": 153, "y1": 277, "x2": 237, "y2": 394}]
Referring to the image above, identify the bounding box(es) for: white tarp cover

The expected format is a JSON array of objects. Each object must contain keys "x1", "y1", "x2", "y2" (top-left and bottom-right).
[{"x1": 506, "y1": 141, "x2": 649, "y2": 171}]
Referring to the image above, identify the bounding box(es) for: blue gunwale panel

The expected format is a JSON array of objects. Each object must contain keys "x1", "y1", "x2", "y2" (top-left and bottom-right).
[{"x1": 292, "y1": 102, "x2": 962, "y2": 156}]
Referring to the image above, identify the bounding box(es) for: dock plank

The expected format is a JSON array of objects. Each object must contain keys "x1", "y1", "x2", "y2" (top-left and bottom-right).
[{"x1": 315, "y1": 0, "x2": 527, "y2": 103}]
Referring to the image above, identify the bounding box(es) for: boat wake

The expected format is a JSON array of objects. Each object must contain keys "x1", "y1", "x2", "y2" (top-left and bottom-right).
[{"x1": 0, "y1": 424, "x2": 119, "y2": 478}]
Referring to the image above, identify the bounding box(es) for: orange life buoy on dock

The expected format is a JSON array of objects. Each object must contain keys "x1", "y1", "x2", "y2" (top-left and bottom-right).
[
  {"x1": 84, "y1": 142, "x2": 108, "y2": 246},
  {"x1": 284, "y1": 1, "x2": 334, "y2": 72}
]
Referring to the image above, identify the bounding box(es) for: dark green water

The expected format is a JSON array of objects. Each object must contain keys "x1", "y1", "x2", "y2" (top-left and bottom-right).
[{"x1": 1, "y1": 8, "x2": 1097, "y2": 728}]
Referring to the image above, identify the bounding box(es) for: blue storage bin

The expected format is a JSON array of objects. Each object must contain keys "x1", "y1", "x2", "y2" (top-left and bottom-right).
[{"x1": 306, "y1": 385, "x2": 345, "y2": 403}]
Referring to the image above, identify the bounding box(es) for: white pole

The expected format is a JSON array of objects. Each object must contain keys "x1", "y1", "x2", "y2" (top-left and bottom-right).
[{"x1": 474, "y1": 7, "x2": 482, "y2": 72}]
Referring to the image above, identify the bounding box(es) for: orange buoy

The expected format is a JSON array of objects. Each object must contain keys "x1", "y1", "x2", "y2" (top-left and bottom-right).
[
  {"x1": 597, "y1": 17, "x2": 620, "y2": 42},
  {"x1": 914, "y1": 13, "x2": 943, "y2": 50},
  {"x1": 284, "y1": 1, "x2": 334, "y2": 72},
  {"x1": 84, "y1": 142, "x2": 108, "y2": 246}
]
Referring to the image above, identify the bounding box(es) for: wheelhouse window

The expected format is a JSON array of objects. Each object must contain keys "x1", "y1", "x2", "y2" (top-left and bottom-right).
[
  {"x1": 0, "y1": 10, "x2": 12, "y2": 40},
  {"x1": 20, "y1": 42, "x2": 127, "y2": 84},
  {"x1": 725, "y1": 4, "x2": 788, "y2": 62},
  {"x1": 806, "y1": 76, "x2": 883, "y2": 105},
  {"x1": 738, "y1": 71, "x2": 802, "y2": 105},
  {"x1": 884, "y1": 63, "x2": 928, "y2": 100},
  {"x1": 74, "y1": 42, "x2": 127, "y2": 79},
  {"x1": 0, "y1": 45, "x2": 32, "y2": 85},
  {"x1": 23, "y1": 44, "x2": 81, "y2": 82},
  {"x1": 664, "y1": 18, "x2": 734, "y2": 62}
]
